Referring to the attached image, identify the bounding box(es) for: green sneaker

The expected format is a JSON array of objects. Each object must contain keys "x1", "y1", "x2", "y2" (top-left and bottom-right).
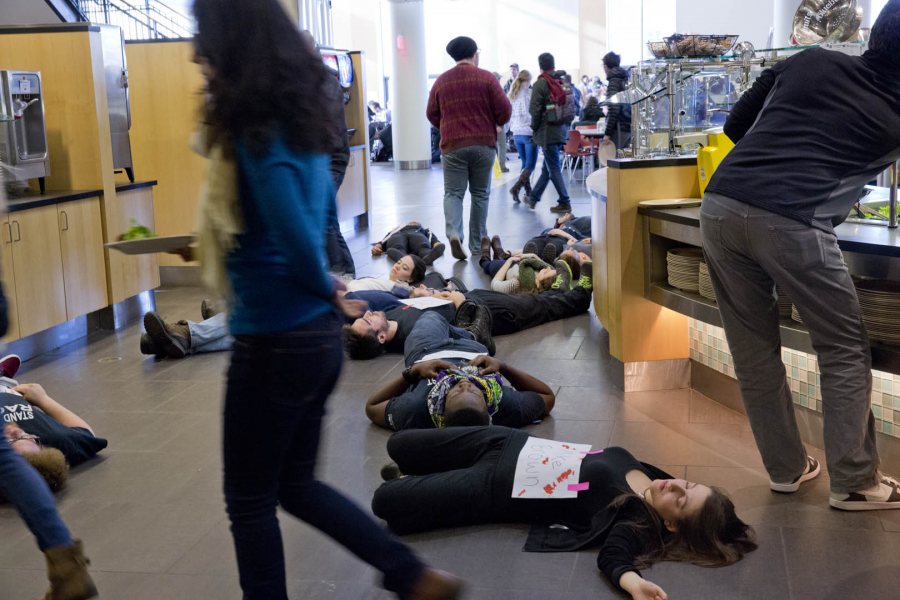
[
  {"x1": 577, "y1": 275, "x2": 593, "y2": 290},
  {"x1": 551, "y1": 260, "x2": 573, "y2": 290}
]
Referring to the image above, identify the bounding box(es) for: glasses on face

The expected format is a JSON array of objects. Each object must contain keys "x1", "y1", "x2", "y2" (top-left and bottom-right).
[{"x1": 7, "y1": 431, "x2": 41, "y2": 448}]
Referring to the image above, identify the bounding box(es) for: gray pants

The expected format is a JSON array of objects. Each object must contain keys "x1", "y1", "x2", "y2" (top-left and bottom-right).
[
  {"x1": 700, "y1": 192, "x2": 879, "y2": 493},
  {"x1": 442, "y1": 145, "x2": 495, "y2": 255}
]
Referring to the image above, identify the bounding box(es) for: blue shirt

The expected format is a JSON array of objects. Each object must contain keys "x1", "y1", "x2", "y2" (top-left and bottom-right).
[{"x1": 226, "y1": 138, "x2": 336, "y2": 335}]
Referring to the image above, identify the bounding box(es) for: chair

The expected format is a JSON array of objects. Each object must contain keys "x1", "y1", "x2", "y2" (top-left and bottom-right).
[{"x1": 561, "y1": 130, "x2": 595, "y2": 183}]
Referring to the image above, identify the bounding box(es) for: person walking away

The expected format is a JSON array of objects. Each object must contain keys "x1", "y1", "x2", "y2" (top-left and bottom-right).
[
  {"x1": 600, "y1": 52, "x2": 631, "y2": 152},
  {"x1": 700, "y1": 1, "x2": 900, "y2": 511},
  {"x1": 323, "y1": 65, "x2": 356, "y2": 278},
  {"x1": 507, "y1": 70, "x2": 537, "y2": 203},
  {"x1": 527, "y1": 52, "x2": 571, "y2": 213},
  {"x1": 191, "y1": 1, "x2": 462, "y2": 597},
  {"x1": 427, "y1": 36, "x2": 511, "y2": 260}
]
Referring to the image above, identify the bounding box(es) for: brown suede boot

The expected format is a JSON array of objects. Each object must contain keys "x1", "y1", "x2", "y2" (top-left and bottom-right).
[
  {"x1": 42, "y1": 540, "x2": 98, "y2": 600},
  {"x1": 490, "y1": 235, "x2": 510, "y2": 260},
  {"x1": 509, "y1": 168, "x2": 530, "y2": 203},
  {"x1": 479, "y1": 236, "x2": 492, "y2": 262}
]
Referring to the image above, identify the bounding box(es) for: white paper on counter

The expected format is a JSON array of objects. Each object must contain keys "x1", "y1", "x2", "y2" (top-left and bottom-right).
[
  {"x1": 512, "y1": 436, "x2": 592, "y2": 499},
  {"x1": 399, "y1": 297, "x2": 453, "y2": 309}
]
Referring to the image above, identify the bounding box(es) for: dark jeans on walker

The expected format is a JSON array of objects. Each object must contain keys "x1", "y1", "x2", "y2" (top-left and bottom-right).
[
  {"x1": 530, "y1": 143, "x2": 570, "y2": 207},
  {"x1": 223, "y1": 312, "x2": 424, "y2": 599},
  {"x1": 700, "y1": 192, "x2": 879, "y2": 493},
  {"x1": 324, "y1": 195, "x2": 355, "y2": 277},
  {"x1": 0, "y1": 435, "x2": 72, "y2": 551}
]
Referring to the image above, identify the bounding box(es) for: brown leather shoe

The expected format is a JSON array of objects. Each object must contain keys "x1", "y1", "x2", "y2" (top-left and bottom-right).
[
  {"x1": 406, "y1": 567, "x2": 463, "y2": 600},
  {"x1": 449, "y1": 237, "x2": 467, "y2": 260},
  {"x1": 479, "y1": 236, "x2": 491, "y2": 262},
  {"x1": 42, "y1": 540, "x2": 98, "y2": 600},
  {"x1": 143, "y1": 312, "x2": 191, "y2": 359},
  {"x1": 490, "y1": 235, "x2": 510, "y2": 260}
]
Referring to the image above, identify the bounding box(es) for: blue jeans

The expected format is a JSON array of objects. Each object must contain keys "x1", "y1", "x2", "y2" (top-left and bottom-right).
[
  {"x1": 324, "y1": 195, "x2": 356, "y2": 277},
  {"x1": 403, "y1": 312, "x2": 486, "y2": 367},
  {"x1": 188, "y1": 312, "x2": 232, "y2": 354},
  {"x1": 530, "y1": 143, "x2": 570, "y2": 206},
  {"x1": 442, "y1": 145, "x2": 495, "y2": 255},
  {"x1": 513, "y1": 135, "x2": 537, "y2": 172},
  {"x1": 0, "y1": 435, "x2": 71, "y2": 550},
  {"x1": 223, "y1": 312, "x2": 424, "y2": 598}
]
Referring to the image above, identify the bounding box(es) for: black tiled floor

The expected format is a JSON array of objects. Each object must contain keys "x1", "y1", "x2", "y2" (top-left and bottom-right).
[{"x1": 2, "y1": 161, "x2": 900, "y2": 599}]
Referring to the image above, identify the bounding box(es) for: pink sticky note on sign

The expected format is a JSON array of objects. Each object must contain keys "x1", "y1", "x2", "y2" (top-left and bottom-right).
[
  {"x1": 580, "y1": 449, "x2": 605, "y2": 455},
  {"x1": 567, "y1": 482, "x2": 590, "y2": 492}
]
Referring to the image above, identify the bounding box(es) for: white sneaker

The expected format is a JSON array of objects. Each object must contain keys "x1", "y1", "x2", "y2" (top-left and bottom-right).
[
  {"x1": 770, "y1": 456, "x2": 821, "y2": 493},
  {"x1": 829, "y1": 475, "x2": 900, "y2": 510}
]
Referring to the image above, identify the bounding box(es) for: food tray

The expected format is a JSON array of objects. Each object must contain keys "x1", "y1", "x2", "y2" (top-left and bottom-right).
[
  {"x1": 647, "y1": 41, "x2": 677, "y2": 58},
  {"x1": 665, "y1": 34, "x2": 739, "y2": 57},
  {"x1": 106, "y1": 234, "x2": 196, "y2": 255}
]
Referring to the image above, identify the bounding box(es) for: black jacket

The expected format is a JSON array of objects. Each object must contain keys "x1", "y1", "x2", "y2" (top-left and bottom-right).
[
  {"x1": 707, "y1": 48, "x2": 900, "y2": 229},
  {"x1": 603, "y1": 66, "x2": 630, "y2": 139}
]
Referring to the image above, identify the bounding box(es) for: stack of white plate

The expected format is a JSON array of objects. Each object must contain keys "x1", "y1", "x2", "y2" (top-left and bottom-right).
[
  {"x1": 698, "y1": 262, "x2": 716, "y2": 301},
  {"x1": 776, "y1": 286, "x2": 793, "y2": 319},
  {"x1": 856, "y1": 279, "x2": 900, "y2": 345},
  {"x1": 666, "y1": 247, "x2": 704, "y2": 292},
  {"x1": 791, "y1": 304, "x2": 803, "y2": 324}
]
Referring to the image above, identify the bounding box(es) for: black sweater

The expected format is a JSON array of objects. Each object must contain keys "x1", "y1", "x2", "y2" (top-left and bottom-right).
[{"x1": 707, "y1": 48, "x2": 900, "y2": 230}]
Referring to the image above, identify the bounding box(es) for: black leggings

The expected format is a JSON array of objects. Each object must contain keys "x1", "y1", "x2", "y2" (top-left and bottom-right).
[
  {"x1": 385, "y1": 230, "x2": 433, "y2": 262},
  {"x1": 372, "y1": 427, "x2": 526, "y2": 534},
  {"x1": 465, "y1": 288, "x2": 592, "y2": 336}
]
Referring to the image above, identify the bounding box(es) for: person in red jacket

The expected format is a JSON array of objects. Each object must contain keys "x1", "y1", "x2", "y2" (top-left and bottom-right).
[{"x1": 427, "y1": 36, "x2": 511, "y2": 260}]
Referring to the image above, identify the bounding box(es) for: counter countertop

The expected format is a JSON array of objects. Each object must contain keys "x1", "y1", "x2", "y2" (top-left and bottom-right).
[
  {"x1": 608, "y1": 156, "x2": 697, "y2": 170},
  {"x1": 6, "y1": 181, "x2": 158, "y2": 213},
  {"x1": 640, "y1": 205, "x2": 900, "y2": 258}
]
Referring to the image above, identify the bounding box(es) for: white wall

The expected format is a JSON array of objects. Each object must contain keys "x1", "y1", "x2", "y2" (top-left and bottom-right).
[{"x1": 676, "y1": 0, "x2": 775, "y2": 49}]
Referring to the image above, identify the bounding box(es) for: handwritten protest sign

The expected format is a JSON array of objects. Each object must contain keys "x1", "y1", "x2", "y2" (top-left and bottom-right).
[{"x1": 512, "y1": 436, "x2": 592, "y2": 499}]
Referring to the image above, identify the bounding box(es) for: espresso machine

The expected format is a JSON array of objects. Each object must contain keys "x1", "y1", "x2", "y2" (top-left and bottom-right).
[{"x1": 0, "y1": 70, "x2": 50, "y2": 193}]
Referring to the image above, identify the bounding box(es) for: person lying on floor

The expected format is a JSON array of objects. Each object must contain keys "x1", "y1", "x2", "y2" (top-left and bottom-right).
[
  {"x1": 372, "y1": 426, "x2": 758, "y2": 600},
  {"x1": 478, "y1": 238, "x2": 586, "y2": 295},
  {"x1": 371, "y1": 221, "x2": 446, "y2": 266},
  {"x1": 344, "y1": 264, "x2": 593, "y2": 360},
  {"x1": 2, "y1": 382, "x2": 108, "y2": 492},
  {"x1": 365, "y1": 312, "x2": 555, "y2": 431},
  {"x1": 346, "y1": 254, "x2": 428, "y2": 292}
]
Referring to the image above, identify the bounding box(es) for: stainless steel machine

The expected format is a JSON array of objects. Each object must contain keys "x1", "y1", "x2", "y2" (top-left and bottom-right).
[
  {"x1": 0, "y1": 70, "x2": 50, "y2": 193},
  {"x1": 98, "y1": 24, "x2": 134, "y2": 182}
]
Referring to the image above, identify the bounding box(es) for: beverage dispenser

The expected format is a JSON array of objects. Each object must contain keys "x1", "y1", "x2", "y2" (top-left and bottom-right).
[{"x1": 0, "y1": 71, "x2": 50, "y2": 193}]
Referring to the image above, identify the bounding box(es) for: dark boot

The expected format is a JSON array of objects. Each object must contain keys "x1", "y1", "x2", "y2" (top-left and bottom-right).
[
  {"x1": 466, "y1": 304, "x2": 495, "y2": 356},
  {"x1": 42, "y1": 540, "x2": 98, "y2": 600},
  {"x1": 200, "y1": 298, "x2": 220, "y2": 320},
  {"x1": 421, "y1": 242, "x2": 445, "y2": 266},
  {"x1": 522, "y1": 170, "x2": 533, "y2": 198},
  {"x1": 509, "y1": 169, "x2": 530, "y2": 203},
  {"x1": 490, "y1": 235, "x2": 510, "y2": 260},
  {"x1": 143, "y1": 312, "x2": 191, "y2": 359},
  {"x1": 479, "y1": 237, "x2": 492, "y2": 263},
  {"x1": 139, "y1": 334, "x2": 165, "y2": 358},
  {"x1": 407, "y1": 567, "x2": 463, "y2": 600}
]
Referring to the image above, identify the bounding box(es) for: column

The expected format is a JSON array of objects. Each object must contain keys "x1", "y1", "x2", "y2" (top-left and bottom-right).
[
  {"x1": 387, "y1": 0, "x2": 431, "y2": 170},
  {"x1": 578, "y1": 0, "x2": 608, "y2": 79},
  {"x1": 773, "y1": 0, "x2": 797, "y2": 47}
]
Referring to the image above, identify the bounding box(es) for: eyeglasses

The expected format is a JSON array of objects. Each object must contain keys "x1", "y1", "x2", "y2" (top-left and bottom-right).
[{"x1": 6, "y1": 431, "x2": 41, "y2": 448}]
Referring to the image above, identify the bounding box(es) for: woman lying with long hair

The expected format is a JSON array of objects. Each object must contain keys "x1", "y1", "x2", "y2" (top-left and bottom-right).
[{"x1": 373, "y1": 426, "x2": 757, "y2": 600}]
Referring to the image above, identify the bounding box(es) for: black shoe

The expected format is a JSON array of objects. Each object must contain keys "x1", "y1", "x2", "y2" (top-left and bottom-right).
[
  {"x1": 550, "y1": 203, "x2": 572, "y2": 214},
  {"x1": 466, "y1": 304, "x2": 495, "y2": 356},
  {"x1": 380, "y1": 462, "x2": 403, "y2": 481},
  {"x1": 143, "y1": 312, "x2": 190, "y2": 359},
  {"x1": 491, "y1": 235, "x2": 510, "y2": 260},
  {"x1": 449, "y1": 237, "x2": 467, "y2": 260},
  {"x1": 139, "y1": 334, "x2": 165, "y2": 358},
  {"x1": 446, "y1": 277, "x2": 468, "y2": 293},
  {"x1": 422, "y1": 242, "x2": 445, "y2": 266},
  {"x1": 522, "y1": 241, "x2": 538, "y2": 256},
  {"x1": 541, "y1": 243, "x2": 559, "y2": 263},
  {"x1": 455, "y1": 300, "x2": 478, "y2": 328},
  {"x1": 200, "y1": 299, "x2": 219, "y2": 320},
  {"x1": 524, "y1": 196, "x2": 537, "y2": 210}
]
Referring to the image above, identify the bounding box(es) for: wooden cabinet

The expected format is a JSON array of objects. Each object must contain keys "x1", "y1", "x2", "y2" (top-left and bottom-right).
[
  {"x1": 8, "y1": 205, "x2": 68, "y2": 338},
  {"x1": 58, "y1": 198, "x2": 108, "y2": 318},
  {"x1": 105, "y1": 187, "x2": 160, "y2": 303},
  {"x1": 0, "y1": 218, "x2": 19, "y2": 342},
  {"x1": 336, "y1": 146, "x2": 368, "y2": 222}
]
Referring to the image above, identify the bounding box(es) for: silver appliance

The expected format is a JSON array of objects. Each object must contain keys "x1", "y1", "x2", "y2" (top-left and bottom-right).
[
  {"x1": 0, "y1": 70, "x2": 50, "y2": 193},
  {"x1": 98, "y1": 24, "x2": 134, "y2": 182}
]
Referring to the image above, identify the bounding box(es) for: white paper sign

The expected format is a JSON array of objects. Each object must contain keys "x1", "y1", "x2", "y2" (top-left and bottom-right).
[
  {"x1": 399, "y1": 297, "x2": 453, "y2": 309},
  {"x1": 512, "y1": 436, "x2": 592, "y2": 499},
  {"x1": 414, "y1": 350, "x2": 486, "y2": 364}
]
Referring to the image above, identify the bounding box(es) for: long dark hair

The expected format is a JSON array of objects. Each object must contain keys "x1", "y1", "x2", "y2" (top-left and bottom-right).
[
  {"x1": 610, "y1": 488, "x2": 757, "y2": 569},
  {"x1": 192, "y1": 0, "x2": 343, "y2": 155}
]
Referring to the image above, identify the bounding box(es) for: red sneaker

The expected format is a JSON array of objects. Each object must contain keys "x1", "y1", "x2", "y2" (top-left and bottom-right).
[{"x1": 0, "y1": 354, "x2": 21, "y2": 378}]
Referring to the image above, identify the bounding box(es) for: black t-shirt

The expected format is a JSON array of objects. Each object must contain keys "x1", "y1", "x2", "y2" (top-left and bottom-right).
[
  {"x1": 0, "y1": 392, "x2": 107, "y2": 465},
  {"x1": 383, "y1": 303, "x2": 458, "y2": 354},
  {"x1": 383, "y1": 360, "x2": 545, "y2": 430}
]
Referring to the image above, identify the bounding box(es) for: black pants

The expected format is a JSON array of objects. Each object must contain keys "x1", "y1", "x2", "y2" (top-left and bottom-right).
[
  {"x1": 372, "y1": 427, "x2": 526, "y2": 534},
  {"x1": 466, "y1": 288, "x2": 592, "y2": 336},
  {"x1": 385, "y1": 228, "x2": 433, "y2": 262}
]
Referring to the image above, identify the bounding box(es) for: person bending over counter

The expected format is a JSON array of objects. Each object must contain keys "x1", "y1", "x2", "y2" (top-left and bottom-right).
[
  {"x1": 365, "y1": 312, "x2": 555, "y2": 431},
  {"x1": 372, "y1": 426, "x2": 757, "y2": 600}
]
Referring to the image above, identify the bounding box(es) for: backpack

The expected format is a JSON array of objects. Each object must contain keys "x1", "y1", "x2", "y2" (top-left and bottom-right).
[{"x1": 545, "y1": 78, "x2": 577, "y2": 125}]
